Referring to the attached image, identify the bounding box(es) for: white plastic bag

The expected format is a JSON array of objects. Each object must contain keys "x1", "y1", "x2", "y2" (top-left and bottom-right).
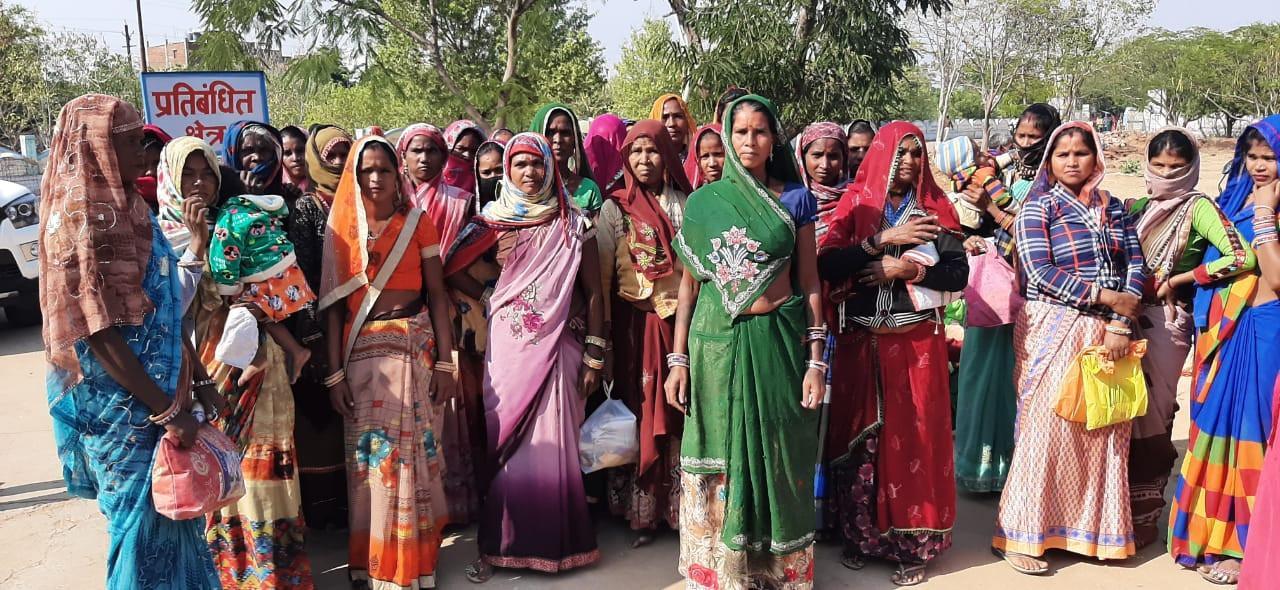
[{"x1": 579, "y1": 382, "x2": 638, "y2": 474}]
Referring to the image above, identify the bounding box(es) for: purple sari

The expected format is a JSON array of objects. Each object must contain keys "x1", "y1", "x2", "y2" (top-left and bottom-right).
[{"x1": 478, "y1": 211, "x2": 600, "y2": 572}]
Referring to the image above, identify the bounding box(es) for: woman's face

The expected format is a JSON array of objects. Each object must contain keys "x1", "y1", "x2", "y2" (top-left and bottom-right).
[
  {"x1": 891, "y1": 137, "x2": 922, "y2": 192},
  {"x1": 451, "y1": 129, "x2": 482, "y2": 161},
  {"x1": 1014, "y1": 118, "x2": 1047, "y2": 151},
  {"x1": 141, "y1": 144, "x2": 162, "y2": 179},
  {"x1": 731, "y1": 107, "x2": 775, "y2": 174},
  {"x1": 477, "y1": 149, "x2": 503, "y2": 180},
  {"x1": 180, "y1": 152, "x2": 218, "y2": 204},
  {"x1": 509, "y1": 152, "x2": 547, "y2": 194},
  {"x1": 847, "y1": 132, "x2": 873, "y2": 174},
  {"x1": 628, "y1": 136, "x2": 664, "y2": 189},
  {"x1": 324, "y1": 140, "x2": 351, "y2": 168},
  {"x1": 283, "y1": 135, "x2": 307, "y2": 179},
  {"x1": 546, "y1": 113, "x2": 576, "y2": 168},
  {"x1": 661, "y1": 99, "x2": 690, "y2": 150},
  {"x1": 804, "y1": 137, "x2": 845, "y2": 187},
  {"x1": 1049, "y1": 131, "x2": 1097, "y2": 193},
  {"x1": 1246, "y1": 139, "x2": 1278, "y2": 188},
  {"x1": 357, "y1": 145, "x2": 399, "y2": 205},
  {"x1": 697, "y1": 132, "x2": 725, "y2": 183},
  {"x1": 239, "y1": 132, "x2": 275, "y2": 172},
  {"x1": 403, "y1": 135, "x2": 446, "y2": 184},
  {"x1": 113, "y1": 126, "x2": 145, "y2": 185},
  {"x1": 1148, "y1": 150, "x2": 1191, "y2": 179}
]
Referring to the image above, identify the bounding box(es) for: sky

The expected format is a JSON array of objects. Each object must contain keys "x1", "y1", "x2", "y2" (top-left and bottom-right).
[{"x1": 13, "y1": 0, "x2": 1280, "y2": 72}]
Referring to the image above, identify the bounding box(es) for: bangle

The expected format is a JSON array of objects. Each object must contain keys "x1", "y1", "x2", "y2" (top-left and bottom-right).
[
  {"x1": 1257, "y1": 206, "x2": 1277, "y2": 215},
  {"x1": 582, "y1": 353, "x2": 605, "y2": 370},
  {"x1": 1105, "y1": 324, "x2": 1132, "y2": 336},
  {"x1": 806, "y1": 360, "x2": 830, "y2": 373},
  {"x1": 666, "y1": 353, "x2": 690, "y2": 369},
  {"x1": 803, "y1": 325, "x2": 828, "y2": 344},
  {"x1": 149, "y1": 398, "x2": 182, "y2": 426},
  {"x1": 433, "y1": 361, "x2": 457, "y2": 373},
  {"x1": 585, "y1": 335, "x2": 609, "y2": 349},
  {"x1": 193, "y1": 379, "x2": 216, "y2": 390},
  {"x1": 907, "y1": 261, "x2": 927, "y2": 284},
  {"x1": 323, "y1": 369, "x2": 346, "y2": 388},
  {"x1": 1254, "y1": 233, "x2": 1279, "y2": 248},
  {"x1": 860, "y1": 237, "x2": 881, "y2": 256}
]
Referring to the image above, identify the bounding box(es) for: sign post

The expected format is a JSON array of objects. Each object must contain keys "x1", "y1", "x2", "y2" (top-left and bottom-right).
[{"x1": 140, "y1": 71, "x2": 270, "y2": 155}]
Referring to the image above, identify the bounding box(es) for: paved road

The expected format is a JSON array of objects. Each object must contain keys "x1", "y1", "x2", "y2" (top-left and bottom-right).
[{"x1": 0, "y1": 320, "x2": 1211, "y2": 589}]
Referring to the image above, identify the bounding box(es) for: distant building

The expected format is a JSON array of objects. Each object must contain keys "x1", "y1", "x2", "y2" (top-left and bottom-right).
[{"x1": 145, "y1": 32, "x2": 287, "y2": 71}]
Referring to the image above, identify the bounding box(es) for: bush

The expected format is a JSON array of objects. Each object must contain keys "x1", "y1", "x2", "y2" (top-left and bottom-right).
[{"x1": 1119, "y1": 159, "x2": 1142, "y2": 175}]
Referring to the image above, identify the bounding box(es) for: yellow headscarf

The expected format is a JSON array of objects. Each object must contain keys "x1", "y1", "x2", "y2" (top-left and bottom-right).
[
  {"x1": 156, "y1": 136, "x2": 221, "y2": 235},
  {"x1": 649, "y1": 93, "x2": 698, "y2": 149}
]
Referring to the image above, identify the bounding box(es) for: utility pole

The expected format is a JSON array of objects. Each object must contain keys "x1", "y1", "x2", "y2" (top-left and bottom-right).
[
  {"x1": 135, "y1": 0, "x2": 148, "y2": 72},
  {"x1": 122, "y1": 23, "x2": 134, "y2": 70}
]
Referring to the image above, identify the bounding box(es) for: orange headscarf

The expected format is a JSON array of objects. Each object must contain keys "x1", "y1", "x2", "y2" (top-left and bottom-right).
[
  {"x1": 649, "y1": 93, "x2": 698, "y2": 151},
  {"x1": 39, "y1": 94, "x2": 153, "y2": 385}
]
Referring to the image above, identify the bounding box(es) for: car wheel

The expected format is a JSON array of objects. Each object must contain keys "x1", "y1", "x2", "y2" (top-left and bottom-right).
[{"x1": 4, "y1": 299, "x2": 41, "y2": 327}]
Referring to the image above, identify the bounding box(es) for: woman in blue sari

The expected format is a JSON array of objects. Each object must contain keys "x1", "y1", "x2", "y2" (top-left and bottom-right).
[
  {"x1": 1170, "y1": 115, "x2": 1280, "y2": 585},
  {"x1": 38, "y1": 94, "x2": 222, "y2": 589}
]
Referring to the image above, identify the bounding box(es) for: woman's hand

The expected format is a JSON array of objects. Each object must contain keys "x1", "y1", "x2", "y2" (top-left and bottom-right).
[
  {"x1": 1099, "y1": 289, "x2": 1142, "y2": 321},
  {"x1": 329, "y1": 380, "x2": 355, "y2": 420},
  {"x1": 1102, "y1": 329, "x2": 1131, "y2": 362},
  {"x1": 858, "y1": 255, "x2": 916, "y2": 286},
  {"x1": 430, "y1": 367, "x2": 459, "y2": 402},
  {"x1": 961, "y1": 182, "x2": 992, "y2": 210},
  {"x1": 963, "y1": 235, "x2": 988, "y2": 256},
  {"x1": 579, "y1": 366, "x2": 601, "y2": 399},
  {"x1": 182, "y1": 195, "x2": 210, "y2": 257},
  {"x1": 1254, "y1": 179, "x2": 1280, "y2": 209},
  {"x1": 801, "y1": 368, "x2": 824, "y2": 410},
  {"x1": 665, "y1": 366, "x2": 689, "y2": 414},
  {"x1": 239, "y1": 170, "x2": 266, "y2": 195},
  {"x1": 194, "y1": 382, "x2": 227, "y2": 420},
  {"x1": 165, "y1": 411, "x2": 201, "y2": 448},
  {"x1": 874, "y1": 216, "x2": 940, "y2": 248}
]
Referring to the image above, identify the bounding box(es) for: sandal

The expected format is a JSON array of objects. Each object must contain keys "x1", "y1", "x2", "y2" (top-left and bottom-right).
[
  {"x1": 840, "y1": 554, "x2": 865, "y2": 571},
  {"x1": 1199, "y1": 560, "x2": 1241, "y2": 586},
  {"x1": 465, "y1": 559, "x2": 493, "y2": 584},
  {"x1": 891, "y1": 563, "x2": 927, "y2": 587},
  {"x1": 992, "y1": 547, "x2": 1048, "y2": 575},
  {"x1": 632, "y1": 533, "x2": 655, "y2": 548}
]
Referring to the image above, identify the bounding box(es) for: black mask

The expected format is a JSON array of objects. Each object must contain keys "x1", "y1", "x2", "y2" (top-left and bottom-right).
[{"x1": 477, "y1": 176, "x2": 500, "y2": 206}]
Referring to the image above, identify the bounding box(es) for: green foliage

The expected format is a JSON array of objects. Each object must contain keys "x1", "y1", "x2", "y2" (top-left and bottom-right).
[
  {"x1": 608, "y1": 20, "x2": 683, "y2": 121},
  {"x1": 1118, "y1": 158, "x2": 1141, "y2": 175},
  {"x1": 890, "y1": 67, "x2": 938, "y2": 121},
  {"x1": 0, "y1": 2, "x2": 45, "y2": 147}
]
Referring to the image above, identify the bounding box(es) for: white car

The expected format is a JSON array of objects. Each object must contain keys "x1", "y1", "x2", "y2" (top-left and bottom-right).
[{"x1": 0, "y1": 180, "x2": 40, "y2": 326}]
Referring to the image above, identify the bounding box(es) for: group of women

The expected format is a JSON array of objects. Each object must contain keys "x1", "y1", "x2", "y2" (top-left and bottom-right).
[{"x1": 34, "y1": 86, "x2": 1280, "y2": 590}]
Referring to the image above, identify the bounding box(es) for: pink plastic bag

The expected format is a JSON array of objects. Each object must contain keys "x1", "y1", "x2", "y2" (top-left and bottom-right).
[
  {"x1": 152, "y1": 424, "x2": 245, "y2": 520},
  {"x1": 963, "y1": 244, "x2": 1025, "y2": 328}
]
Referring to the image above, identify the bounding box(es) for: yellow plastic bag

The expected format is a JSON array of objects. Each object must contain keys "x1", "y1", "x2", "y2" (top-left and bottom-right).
[{"x1": 1055, "y1": 340, "x2": 1148, "y2": 430}]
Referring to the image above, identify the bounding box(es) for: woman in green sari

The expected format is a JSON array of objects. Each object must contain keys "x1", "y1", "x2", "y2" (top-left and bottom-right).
[
  {"x1": 664, "y1": 94, "x2": 825, "y2": 590},
  {"x1": 530, "y1": 102, "x2": 604, "y2": 214}
]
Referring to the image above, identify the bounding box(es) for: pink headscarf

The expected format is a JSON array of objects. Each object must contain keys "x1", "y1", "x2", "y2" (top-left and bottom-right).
[
  {"x1": 585, "y1": 114, "x2": 628, "y2": 193},
  {"x1": 794, "y1": 122, "x2": 850, "y2": 240},
  {"x1": 442, "y1": 119, "x2": 485, "y2": 195},
  {"x1": 397, "y1": 123, "x2": 474, "y2": 252},
  {"x1": 684, "y1": 123, "x2": 723, "y2": 189},
  {"x1": 1136, "y1": 126, "x2": 1205, "y2": 276}
]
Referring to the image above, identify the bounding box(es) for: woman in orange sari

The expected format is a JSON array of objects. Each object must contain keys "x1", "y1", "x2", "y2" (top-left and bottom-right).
[{"x1": 318, "y1": 136, "x2": 458, "y2": 590}]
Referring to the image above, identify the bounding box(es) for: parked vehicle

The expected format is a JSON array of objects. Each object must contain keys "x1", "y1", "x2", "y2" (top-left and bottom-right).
[{"x1": 0, "y1": 180, "x2": 41, "y2": 326}]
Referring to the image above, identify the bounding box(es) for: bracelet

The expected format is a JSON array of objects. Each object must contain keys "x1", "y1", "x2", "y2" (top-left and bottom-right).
[
  {"x1": 1254, "y1": 233, "x2": 1279, "y2": 248},
  {"x1": 582, "y1": 353, "x2": 605, "y2": 370},
  {"x1": 193, "y1": 379, "x2": 216, "y2": 390},
  {"x1": 149, "y1": 398, "x2": 182, "y2": 426},
  {"x1": 907, "y1": 262, "x2": 927, "y2": 284},
  {"x1": 803, "y1": 325, "x2": 828, "y2": 344},
  {"x1": 666, "y1": 353, "x2": 690, "y2": 369},
  {"x1": 585, "y1": 335, "x2": 609, "y2": 349},
  {"x1": 1104, "y1": 324, "x2": 1132, "y2": 336},
  {"x1": 323, "y1": 369, "x2": 346, "y2": 388},
  {"x1": 806, "y1": 360, "x2": 830, "y2": 373},
  {"x1": 1257, "y1": 206, "x2": 1277, "y2": 215},
  {"x1": 860, "y1": 237, "x2": 881, "y2": 256},
  {"x1": 433, "y1": 361, "x2": 457, "y2": 373}
]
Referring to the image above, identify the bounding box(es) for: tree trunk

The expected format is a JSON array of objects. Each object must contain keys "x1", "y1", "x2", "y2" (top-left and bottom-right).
[{"x1": 494, "y1": 0, "x2": 537, "y2": 130}]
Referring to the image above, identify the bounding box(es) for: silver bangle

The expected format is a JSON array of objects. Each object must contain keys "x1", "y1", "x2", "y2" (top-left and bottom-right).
[{"x1": 666, "y1": 353, "x2": 690, "y2": 369}]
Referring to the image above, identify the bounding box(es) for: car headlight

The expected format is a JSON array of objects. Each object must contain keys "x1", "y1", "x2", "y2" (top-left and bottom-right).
[{"x1": 4, "y1": 194, "x2": 38, "y2": 229}]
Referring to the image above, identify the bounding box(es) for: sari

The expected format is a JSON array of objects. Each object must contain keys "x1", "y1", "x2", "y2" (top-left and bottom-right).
[
  {"x1": 993, "y1": 122, "x2": 1145, "y2": 561},
  {"x1": 817, "y1": 121, "x2": 962, "y2": 566},
  {"x1": 1169, "y1": 115, "x2": 1280, "y2": 567},
  {"x1": 601, "y1": 119, "x2": 692, "y2": 531},
  {"x1": 443, "y1": 119, "x2": 485, "y2": 195},
  {"x1": 449, "y1": 133, "x2": 600, "y2": 572},
  {"x1": 318, "y1": 136, "x2": 449, "y2": 589},
  {"x1": 672, "y1": 95, "x2": 817, "y2": 590},
  {"x1": 585, "y1": 113, "x2": 628, "y2": 194},
  {"x1": 40, "y1": 94, "x2": 220, "y2": 590},
  {"x1": 1240, "y1": 378, "x2": 1280, "y2": 589},
  {"x1": 397, "y1": 123, "x2": 475, "y2": 255},
  {"x1": 530, "y1": 102, "x2": 603, "y2": 213},
  {"x1": 684, "y1": 124, "x2": 723, "y2": 189}
]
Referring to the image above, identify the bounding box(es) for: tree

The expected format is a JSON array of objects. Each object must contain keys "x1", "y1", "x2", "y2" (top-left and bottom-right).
[
  {"x1": 194, "y1": 0, "x2": 605, "y2": 130},
  {"x1": 911, "y1": 1, "x2": 975, "y2": 142},
  {"x1": 0, "y1": 3, "x2": 45, "y2": 148},
  {"x1": 960, "y1": 0, "x2": 1032, "y2": 148},
  {"x1": 658, "y1": 0, "x2": 951, "y2": 131},
  {"x1": 607, "y1": 20, "x2": 684, "y2": 121}
]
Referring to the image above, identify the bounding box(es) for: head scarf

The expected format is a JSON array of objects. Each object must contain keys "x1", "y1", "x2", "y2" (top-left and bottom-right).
[
  {"x1": 38, "y1": 94, "x2": 152, "y2": 384},
  {"x1": 795, "y1": 122, "x2": 850, "y2": 240},
  {"x1": 221, "y1": 121, "x2": 284, "y2": 185},
  {"x1": 1217, "y1": 116, "x2": 1280, "y2": 219},
  {"x1": 395, "y1": 123, "x2": 449, "y2": 200},
  {"x1": 318, "y1": 136, "x2": 405, "y2": 311},
  {"x1": 1137, "y1": 127, "x2": 1206, "y2": 277},
  {"x1": 649, "y1": 93, "x2": 698, "y2": 150},
  {"x1": 135, "y1": 124, "x2": 173, "y2": 211},
  {"x1": 156, "y1": 136, "x2": 221, "y2": 236},
  {"x1": 612, "y1": 119, "x2": 693, "y2": 281},
  {"x1": 305, "y1": 124, "x2": 353, "y2": 199},
  {"x1": 1014, "y1": 103, "x2": 1062, "y2": 181},
  {"x1": 820, "y1": 121, "x2": 961, "y2": 252},
  {"x1": 442, "y1": 119, "x2": 485, "y2": 194},
  {"x1": 480, "y1": 132, "x2": 568, "y2": 228},
  {"x1": 529, "y1": 103, "x2": 595, "y2": 183},
  {"x1": 684, "y1": 123, "x2": 724, "y2": 189},
  {"x1": 585, "y1": 113, "x2": 628, "y2": 193},
  {"x1": 472, "y1": 139, "x2": 506, "y2": 212},
  {"x1": 1028, "y1": 121, "x2": 1109, "y2": 207},
  {"x1": 279, "y1": 125, "x2": 311, "y2": 193}
]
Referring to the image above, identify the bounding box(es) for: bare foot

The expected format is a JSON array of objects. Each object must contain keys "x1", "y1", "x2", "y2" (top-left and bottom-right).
[
  {"x1": 237, "y1": 347, "x2": 270, "y2": 387},
  {"x1": 1200, "y1": 559, "x2": 1241, "y2": 585}
]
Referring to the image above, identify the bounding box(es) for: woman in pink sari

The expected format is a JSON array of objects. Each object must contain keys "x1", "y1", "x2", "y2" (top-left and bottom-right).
[
  {"x1": 443, "y1": 120, "x2": 486, "y2": 195},
  {"x1": 445, "y1": 132, "x2": 605, "y2": 582},
  {"x1": 585, "y1": 113, "x2": 628, "y2": 194}
]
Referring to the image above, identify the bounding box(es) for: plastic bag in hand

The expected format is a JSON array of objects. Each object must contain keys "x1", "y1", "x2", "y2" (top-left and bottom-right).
[{"x1": 579, "y1": 381, "x2": 638, "y2": 473}]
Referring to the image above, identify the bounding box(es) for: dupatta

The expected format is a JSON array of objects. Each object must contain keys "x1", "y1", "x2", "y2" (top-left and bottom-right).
[
  {"x1": 684, "y1": 123, "x2": 723, "y2": 189},
  {"x1": 306, "y1": 124, "x2": 352, "y2": 199},
  {"x1": 529, "y1": 103, "x2": 596, "y2": 184},
  {"x1": 611, "y1": 119, "x2": 692, "y2": 281},
  {"x1": 795, "y1": 122, "x2": 850, "y2": 241},
  {"x1": 397, "y1": 123, "x2": 474, "y2": 252},
  {"x1": 221, "y1": 120, "x2": 286, "y2": 193},
  {"x1": 585, "y1": 113, "x2": 627, "y2": 193},
  {"x1": 443, "y1": 119, "x2": 485, "y2": 194},
  {"x1": 156, "y1": 136, "x2": 221, "y2": 236},
  {"x1": 1136, "y1": 127, "x2": 1207, "y2": 281},
  {"x1": 649, "y1": 93, "x2": 697, "y2": 151}
]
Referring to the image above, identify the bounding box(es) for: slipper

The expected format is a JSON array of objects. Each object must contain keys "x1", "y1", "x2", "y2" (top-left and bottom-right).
[
  {"x1": 465, "y1": 559, "x2": 493, "y2": 584},
  {"x1": 891, "y1": 563, "x2": 927, "y2": 587},
  {"x1": 1199, "y1": 561, "x2": 1241, "y2": 586},
  {"x1": 992, "y1": 547, "x2": 1048, "y2": 575},
  {"x1": 841, "y1": 554, "x2": 866, "y2": 571}
]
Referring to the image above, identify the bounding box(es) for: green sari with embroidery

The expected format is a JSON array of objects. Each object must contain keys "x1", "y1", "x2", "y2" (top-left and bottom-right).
[{"x1": 673, "y1": 95, "x2": 818, "y2": 556}]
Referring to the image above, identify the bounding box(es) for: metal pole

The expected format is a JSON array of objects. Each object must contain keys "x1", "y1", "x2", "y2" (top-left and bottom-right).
[
  {"x1": 123, "y1": 23, "x2": 133, "y2": 69},
  {"x1": 135, "y1": 0, "x2": 148, "y2": 72}
]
